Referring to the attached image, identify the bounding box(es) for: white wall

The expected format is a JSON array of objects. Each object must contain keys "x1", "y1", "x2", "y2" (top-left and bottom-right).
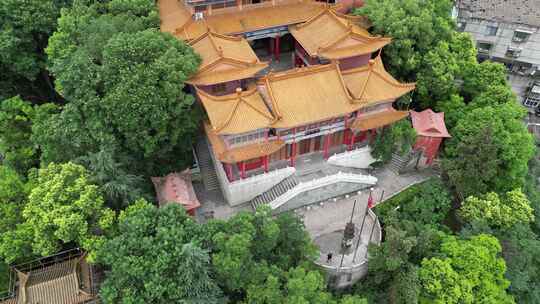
[
  {"x1": 207, "y1": 142, "x2": 295, "y2": 206},
  {"x1": 327, "y1": 146, "x2": 378, "y2": 169}
]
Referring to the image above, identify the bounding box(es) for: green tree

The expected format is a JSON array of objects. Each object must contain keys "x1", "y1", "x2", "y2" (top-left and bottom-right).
[
  {"x1": 76, "y1": 149, "x2": 147, "y2": 210},
  {"x1": 419, "y1": 234, "x2": 514, "y2": 304},
  {"x1": 98, "y1": 200, "x2": 222, "y2": 304},
  {"x1": 0, "y1": 0, "x2": 70, "y2": 102},
  {"x1": 0, "y1": 166, "x2": 33, "y2": 263},
  {"x1": 371, "y1": 120, "x2": 417, "y2": 163},
  {"x1": 498, "y1": 223, "x2": 540, "y2": 303},
  {"x1": 42, "y1": 2, "x2": 201, "y2": 176},
  {"x1": 0, "y1": 96, "x2": 38, "y2": 176},
  {"x1": 460, "y1": 61, "x2": 508, "y2": 102},
  {"x1": 22, "y1": 162, "x2": 115, "y2": 258},
  {"x1": 435, "y1": 94, "x2": 466, "y2": 131},
  {"x1": 460, "y1": 189, "x2": 534, "y2": 229},
  {"x1": 355, "y1": 0, "x2": 454, "y2": 81},
  {"x1": 444, "y1": 103, "x2": 534, "y2": 196}
]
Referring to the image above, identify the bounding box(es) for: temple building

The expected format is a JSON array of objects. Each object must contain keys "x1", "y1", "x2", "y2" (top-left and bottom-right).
[{"x1": 158, "y1": 0, "x2": 416, "y2": 210}]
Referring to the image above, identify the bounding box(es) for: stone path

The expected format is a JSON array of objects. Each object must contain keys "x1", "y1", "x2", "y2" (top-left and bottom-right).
[{"x1": 299, "y1": 167, "x2": 436, "y2": 239}]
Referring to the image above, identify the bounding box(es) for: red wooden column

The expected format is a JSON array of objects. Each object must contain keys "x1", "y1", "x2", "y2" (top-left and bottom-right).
[
  {"x1": 348, "y1": 130, "x2": 356, "y2": 151},
  {"x1": 239, "y1": 161, "x2": 246, "y2": 179},
  {"x1": 274, "y1": 35, "x2": 280, "y2": 62},
  {"x1": 264, "y1": 155, "x2": 269, "y2": 172},
  {"x1": 225, "y1": 163, "x2": 234, "y2": 182},
  {"x1": 290, "y1": 128, "x2": 297, "y2": 167},
  {"x1": 342, "y1": 114, "x2": 349, "y2": 145},
  {"x1": 323, "y1": 133, "x2": 331, "y2": 159}
]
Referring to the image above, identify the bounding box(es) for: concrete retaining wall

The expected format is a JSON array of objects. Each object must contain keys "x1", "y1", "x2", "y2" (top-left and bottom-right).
[
  {"x1": 208, "y1": 143, "x2": 295, "y2": 206},
  {"x1": 327, "y1": 146, "x2": 378, "y2": 169}
]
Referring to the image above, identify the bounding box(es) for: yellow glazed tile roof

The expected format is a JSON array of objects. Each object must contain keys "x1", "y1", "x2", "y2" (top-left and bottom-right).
[
  {"x1": 342, "y1": 56, "x2": 416, "y2": 104},
  {"x1": 350, "y1": 110, "x2": 409, "y2": 131},
  {"x1": 187, "y1": 31, "x2": 268, "y2": 85},
  {"x1": 290, "y1": 9, "x2": 391, "y2": 59},
  {"x1": 197, "y1": 87, "x2": 275, "y2": 135},
  {"x1": 259, "y1": 63, "x2": 364, "y2": 129},
  {"x1": 158, "y1": 0, "x2": 328, "y2": 40},
  {"x1": 204, "y1": 121, "x2": 285, "y2": 163}
]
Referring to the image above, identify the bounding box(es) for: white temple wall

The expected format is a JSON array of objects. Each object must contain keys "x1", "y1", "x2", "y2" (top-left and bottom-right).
[{"x1": 208, "y1": 141, "x2": 295, "y2": 206}]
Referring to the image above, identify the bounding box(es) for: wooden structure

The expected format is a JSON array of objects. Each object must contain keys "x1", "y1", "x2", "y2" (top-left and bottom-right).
[
  {"x1": 410, "y1": 109, "x2": 451, "y2": 165},
  {"x1": 0, "y1": 249, "x2": 97, "y2": 304},
  {"x1": 151, "y1": 171, "x2": 202, "y2": 216},
  {"x1": 157, "y1": 0, "x2": 416, "y2": 205}
]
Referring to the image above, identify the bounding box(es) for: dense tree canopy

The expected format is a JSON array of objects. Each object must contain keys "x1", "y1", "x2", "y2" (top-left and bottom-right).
[
  {"x1": 0, "y1": 0, "x2": 70, "y2": 102},
  {"x1": 98, "y1": 200, "x2": 222, "y2": 304},
  {"x1": 0, "y1": 96, "x2": 39, "y2": 176},
  {"x1": 22, "y1": 162, "x2": 114, "y2": 259},
  {"x1": 444, "y1": 103, "x2": 534, "y2": 197},
  {"x1": 460, "y1": 190, "x2": 534, "y2": 229},
  {"x1": 35, "y1": 0, "x2": 201, "y2": 176},
  {"x1": 419, "y1": 234, "x2": 514, "y2": 304}
]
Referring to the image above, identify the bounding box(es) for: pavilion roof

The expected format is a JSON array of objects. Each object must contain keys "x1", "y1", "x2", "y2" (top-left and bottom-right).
[
  {"x1": 259, "y1": 63, "x2": 364, "y2": 129},
  {"x1": 410, "y1": 109, "x2": 451, "y2": 138},
  {"x1": 159, "y1": 0, "x2": 328, "y2": 41},
  {"x1": 187, "y1": 31, "x2": 268, "y2": 85},
  {"x1": 341, "y1": 56, "x2": 416, "y2": 104},
  {"x1": 350, "y1": 109, "x2": 409, "y2": 131},
  {"x1": 151, "y1": 171, "x2": 201, "y2": 212},
  {"x1": 289, "y1": 8, "x2": 390, "y2": 60},
  {"x1": 1, "y1": 250, "x2": 95, "y2": 304},
  {"x1": 197, "y1": 87, "x2": 275, "y2": 135},
  {"x1": 204, "y1": 121, "x2": 285, "y2": 163}
]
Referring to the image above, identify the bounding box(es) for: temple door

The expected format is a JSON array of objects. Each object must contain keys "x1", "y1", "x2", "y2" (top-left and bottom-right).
[{"x1": 313, "y1": 136, "x2": 322, "y2": 151}]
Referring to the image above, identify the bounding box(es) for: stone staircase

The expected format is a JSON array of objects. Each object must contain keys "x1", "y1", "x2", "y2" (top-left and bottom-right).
[
  {"x1": 389, "y1": 152, "x2": 410, "y2": 174},
  {"x1": 195, "y1": 138, "x2": 220, "y2": 191},
  {"x1": 250, "y1": 176, "x2": 300, "y2": 210}
]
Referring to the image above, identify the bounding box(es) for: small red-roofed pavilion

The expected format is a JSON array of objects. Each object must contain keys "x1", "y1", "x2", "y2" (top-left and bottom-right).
[
  {"x1": 151, "y1": 170, "x2": 201, "y2": 216},
  {"x1": 410, "y1": 109, "x2": 451, "y2": 165}
]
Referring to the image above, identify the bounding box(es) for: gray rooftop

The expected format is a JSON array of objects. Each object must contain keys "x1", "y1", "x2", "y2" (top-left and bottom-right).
[{"x1": 458, "y1": 0, "x2": 540, "y2": 27}]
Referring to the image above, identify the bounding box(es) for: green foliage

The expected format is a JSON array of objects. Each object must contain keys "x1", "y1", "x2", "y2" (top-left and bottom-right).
[
  {"x1": 498, "y1": 224, "x2": 540, "y2": 303},
  {"x1": 434, "y1": 94, "x2": 465, "y2": 131},
  {"x1": 355, "y1": 0, "x2": 454, "y2": 81},
  {"x1": 98, "y1": 200, "x2": 222, "y2": 304},
  {"x1": 0, "y1": 96, "x2": 38, "y2": 176},
  {"x1": 460, "y1": 61, "x2": 508, "y2": 102},
  {"x1": 0, "y1": 166, "x2": 33, "y2": 263},
  {"x1": 460, "y1": 189, "x2": 534, "y2": 229},
  {"x1": 0, "y1": 261, "x2": 8, "y2": 293},
  {"x1": 76, "y1": 149, "x2": 147, "y2": 210},
  {"x1": 371, "y1": 120, "x2": 417, "y2": 163},
  {"x1": 22, "y1": 162, "x2": 115, "y2": 259},
  {"x1": 40, "y1": 1, "x2": 201, "y2": 176},
  {"x1": 0, "y1": 0, "x2": 69, "y2": 101},
  {"x1": 376, "y1": 179, "x2": 452, "y2": 229},
  {"x1": 444, "y1": 103, "x2": 535, "y2": 196},
  {"x1": 418, "y1": 234, "x2": 514, "y2": 304}
]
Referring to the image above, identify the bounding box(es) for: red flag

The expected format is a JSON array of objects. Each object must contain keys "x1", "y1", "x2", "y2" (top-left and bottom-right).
[{"x1": 367, "y1": 191, "x2": 374, "y2": 209}]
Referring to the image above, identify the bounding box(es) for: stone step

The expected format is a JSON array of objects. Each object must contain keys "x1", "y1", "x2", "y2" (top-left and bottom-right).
[
  {"x1": 250, "y1": 176, "x2": 299, "y2": 210},
  {"x1": 195, "y1": 138, "x2": 220, "y2": 191}
]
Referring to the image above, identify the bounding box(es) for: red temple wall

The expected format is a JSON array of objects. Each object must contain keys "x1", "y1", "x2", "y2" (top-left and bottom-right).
[{"x1": 414, "y1": 136, "x2": 442, "y2": 163}]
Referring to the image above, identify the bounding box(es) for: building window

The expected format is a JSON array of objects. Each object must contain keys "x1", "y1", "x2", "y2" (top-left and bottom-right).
[
  {"x1": 211, "y1": 83, "x2": 227, "y2": 94},
  {"x1": 524, "y1": 97, "x2": 540, "y2": 108},
  {"x1": 477, "y1": 42, "x2": 493, "y2": 54},
  {"x1": 485, "y1": 25, "x2": 498, "y2": 36},
  {"x1": 513, "y1": 30, "x2": 531, "y2": 43},
  {"x1": 506, "y1": 47, "x2": 522, "y2": 58}
]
